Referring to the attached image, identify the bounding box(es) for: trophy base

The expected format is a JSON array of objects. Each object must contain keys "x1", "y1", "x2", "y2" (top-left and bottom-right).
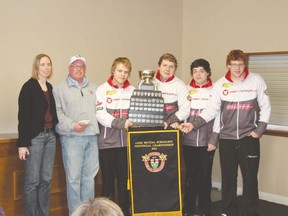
[{"x1": 129, "y1": 89, "x2": 164, "y2": 127}]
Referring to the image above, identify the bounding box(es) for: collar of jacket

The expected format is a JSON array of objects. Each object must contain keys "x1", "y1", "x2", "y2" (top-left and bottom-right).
[
  {"x1": 189, "y1": 77, "x2": 213, "y2": 88},
  {"x1": 155, "y1": 70, "x2": 175, "y2": 82},
  {"x1": 67, "y1": 75, "x2": 88, "y2": 88},
  {"x1": 225, "y1": 67, "x2": 249, "y2": 82},
  {"x1": 107, "y1": 75, "x2": 131, "y2": 89}
]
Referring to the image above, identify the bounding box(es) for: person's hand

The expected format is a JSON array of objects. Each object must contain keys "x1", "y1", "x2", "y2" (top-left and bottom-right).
[
  {"x1": 125, "y1": 119, "x2": 133, "y2": 129},
  {"x1": 163, "y1": 122, "x2": 168, "y2": 129},
  {"x1": 18, "y1": 147, "x2": 29, "y2": 160},
  {"x1": 170, "y1": 122, "x2": 179, "y2": 129},
  {"x1": 249, "y1": 131, "x2": 260, "y2": 138},
  {"x1": 74, "y1": 122, "x2": 87, "y2": 132},
  {"x1": 179, "y1": 122, "x2": 194, "y2": 133},
  {"x1": 207, "y1": 144, "x2": 216, "y2": 151}
]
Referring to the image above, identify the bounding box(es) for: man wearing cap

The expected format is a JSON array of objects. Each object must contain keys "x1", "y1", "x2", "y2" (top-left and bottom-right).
[{"x1": 53, "y1": 55, "x2": 100, "y2": 215}]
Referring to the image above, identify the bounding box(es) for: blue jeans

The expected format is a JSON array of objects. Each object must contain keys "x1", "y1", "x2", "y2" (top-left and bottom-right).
[
  {"x1": 60, "y1": 135, "x2": 99, "y2": 215},
  {"x1": 24, "y1": 131, "x2": 56, "y2": 216}
]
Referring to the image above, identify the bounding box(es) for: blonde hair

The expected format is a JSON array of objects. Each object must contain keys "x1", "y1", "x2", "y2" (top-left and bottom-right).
[
  {"x1": 31, "y1": 54, "x2": 53, "y2": 80},
  {"x1": 111, "y1": 57, "x2": 132, "y2": 75},
  {"x1": 71, "y1": 197, "x2": 124, "y2": 216}
]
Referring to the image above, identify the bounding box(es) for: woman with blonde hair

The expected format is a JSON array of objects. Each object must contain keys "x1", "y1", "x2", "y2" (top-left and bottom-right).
[{"x1": 17, "y1": 54, "x2": 58, "y2": 216}]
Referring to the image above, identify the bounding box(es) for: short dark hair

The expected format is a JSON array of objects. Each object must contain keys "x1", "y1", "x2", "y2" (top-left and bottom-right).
[{"x1": 190, "y1": 58, "x2": 211, "y2": 76}]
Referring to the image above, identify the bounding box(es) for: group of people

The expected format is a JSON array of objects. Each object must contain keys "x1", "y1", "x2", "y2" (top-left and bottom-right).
[
  {"x1": 178, "y1": 50, "x2": 271, "y2": 216},
  {"x1": 16, "y1": 49, "x2": 271, "y2": 216}
]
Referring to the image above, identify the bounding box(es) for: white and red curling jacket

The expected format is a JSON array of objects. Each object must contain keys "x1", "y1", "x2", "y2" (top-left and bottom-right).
[
  {"x1": 96, "y1": 76, "x2": 135, "y2": 149},
  {"x1": 154, "y1": 71, "x2": 190, "y2": 124},
  {"x1": 196, "y1": 69, "x2": 271, "y2": 140},
  {"x1": 182, "y1": 78, "x2": 219, "y2": 147}
]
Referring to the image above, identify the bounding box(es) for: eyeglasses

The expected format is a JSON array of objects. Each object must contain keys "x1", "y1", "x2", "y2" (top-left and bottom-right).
[
  {"x1": 230, "y1": 63, "x2": 245, "y2": 68},
  {"x1": 70, "y1": 64, "x2": 86, "y2": 70}
]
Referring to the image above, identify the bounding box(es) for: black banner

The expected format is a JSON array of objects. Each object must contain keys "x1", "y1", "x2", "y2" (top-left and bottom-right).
[{"x1": 128, "y1": 129, "x2": 182, "y2": 216}]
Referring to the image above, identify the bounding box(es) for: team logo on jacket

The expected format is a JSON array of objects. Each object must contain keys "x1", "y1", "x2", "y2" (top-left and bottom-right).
[
  {"x1": 189, "y1": 90, "x2": 198, "y2": 95},
  {"x1": 142, "y1": 152, "x2": 167, "y2": 172},
  {"x1": 187, "y1": 90, "x2": 197, "y2": 101},
  {"x1": 222, "y1": 83, "x2": 233, "y2": 96},
  {"x1": 222, "y1": 83, "x2": 233, "y2": 88},
  {"x1": 223, "y1": 89, "x2": 229, "y2": 96},
  {"x1": 107, "y1": 97, "x2": 112, "y2": 103},
  {"x1": 106, "y1": 90, "x2": 117, "y2": 95}
]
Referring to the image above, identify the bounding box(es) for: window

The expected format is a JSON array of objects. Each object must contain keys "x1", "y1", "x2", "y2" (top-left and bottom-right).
[{"x1": 247, "y1": 52, "x2": 288, "y2": 137}]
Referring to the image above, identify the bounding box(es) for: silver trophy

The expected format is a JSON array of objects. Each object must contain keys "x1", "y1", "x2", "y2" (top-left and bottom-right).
[{"x1": 129, "y1": 69, "x2": 164, "y2": 127}]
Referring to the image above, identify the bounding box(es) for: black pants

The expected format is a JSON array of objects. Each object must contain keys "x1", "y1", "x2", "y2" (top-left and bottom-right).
[
  {"x1": 182, "y1": 145, "x2": 215, "y2": 215},
  {"x1": 99, "y1": 147, "x2": 130, "y2": 216},
  {"x1": 219, "y1": 136, "x2": 260, "y2": 216}
]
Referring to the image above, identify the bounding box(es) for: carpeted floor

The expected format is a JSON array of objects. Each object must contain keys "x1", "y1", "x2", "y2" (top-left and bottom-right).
[
  {"x1": 210, "y1": 197, "x2": 288, "y2": 216},
  {"x1": 207, "y1": 188, "x2": 288, "y2": 216}
]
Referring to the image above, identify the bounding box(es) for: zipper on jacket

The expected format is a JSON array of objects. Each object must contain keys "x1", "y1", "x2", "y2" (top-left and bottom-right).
[
  {"x1": 236, "y1": 101, "x2": 240, "y2": 139},
  {"x1": 253, "y1": 111, "x2": 257, "y2": 127},
  {"x1": 104, "y1": 127, "x2": 107, "y2": 138},
  {"x1": 120, "y1": 130, "x2": 124, "y2": 147},
  {"x1": 196, "y1": 129, "x2": 200, "y2": 147},
  {"x1": 196, "y1": 108, "x2": 200, "y2": 146}
]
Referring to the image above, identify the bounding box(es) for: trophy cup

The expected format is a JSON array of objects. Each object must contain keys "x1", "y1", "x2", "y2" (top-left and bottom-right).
[
  {"x1": 138, "y1": 70, "x2": 156, "y2": 91},
  {"x1": 129, "y1": 70, "x2": 164, "y2": 127}
]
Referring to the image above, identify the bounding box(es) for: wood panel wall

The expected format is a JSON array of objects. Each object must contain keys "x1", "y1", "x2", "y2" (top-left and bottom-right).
[{"x1": 0, "y1": 134, "x2": 103, "y2": 216}]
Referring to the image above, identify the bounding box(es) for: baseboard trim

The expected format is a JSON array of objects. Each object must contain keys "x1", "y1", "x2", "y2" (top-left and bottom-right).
[{"x1": 212, "y1": 181, "x2": 288, "y2": 206}]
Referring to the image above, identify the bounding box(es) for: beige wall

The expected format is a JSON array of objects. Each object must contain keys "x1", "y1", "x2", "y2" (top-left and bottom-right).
[
  {"x1": 0, "y1": 0, "x2": 183, "y2": 133},
  {"x1": 182, "y1": 0, "x2": 288, "y2": 203},
  {"x1": 1, "y1": 0, "x2": 287, "y2": 203}
]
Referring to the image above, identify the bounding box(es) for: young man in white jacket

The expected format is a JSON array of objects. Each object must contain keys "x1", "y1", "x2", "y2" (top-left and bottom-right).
[
  {"x1": 96, "y1": 57, "x2": 135, "y2": 216},
  {"x1": 154, "y1": 53, "x2": 190, "y2": 128},
  {"x1": 182, "y1": 59, "x2": 219, "y2": 216}
]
